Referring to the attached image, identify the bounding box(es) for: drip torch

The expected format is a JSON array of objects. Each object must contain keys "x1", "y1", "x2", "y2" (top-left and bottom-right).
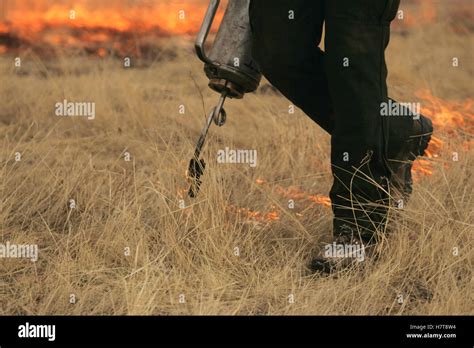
[{"x1": 187, "y1": 0, "x2": 262, "y2": 197}]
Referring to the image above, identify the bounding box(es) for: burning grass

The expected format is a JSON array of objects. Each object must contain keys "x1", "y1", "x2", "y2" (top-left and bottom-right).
[
  {"x1": 0, "y1": 1, "x2": 473, "y2": 315},
  {"x1": 0, "y1": 0, "x2": 226, "y2": 57}
]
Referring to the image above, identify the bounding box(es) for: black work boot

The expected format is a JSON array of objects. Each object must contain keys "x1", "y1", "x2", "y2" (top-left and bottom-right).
[
  {"x1": 309, "y1": 226, "x2": 370, "y2": 275},
  {"x1": 389, "y1": 115, "x2": 433, "y2": 199}
]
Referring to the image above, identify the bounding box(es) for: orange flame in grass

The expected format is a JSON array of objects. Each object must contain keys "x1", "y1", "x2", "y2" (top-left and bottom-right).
[
  {"x1": 274, "y1": 185, "x2": 331, "y2": 208},
  {"x1": 227, "y1": 204, "x2": 280, "y2": 223},
  {"x1": 3, "y1": 2, "x2": 209, "y2": 37},
  {"x1": 0, "y1": 0, "x2": 225, "y2": 56},
  {"x1": 224, "y1": 179, "x2": 332, "y2": 224},
  {"x1": 412, "y1": 90, "x2": 474, "y2": 179}
]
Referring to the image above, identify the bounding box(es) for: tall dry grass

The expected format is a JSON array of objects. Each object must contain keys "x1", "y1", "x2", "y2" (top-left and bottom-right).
[{"x1": 0, "y1": 3, "x2": 473, "y2": 315}]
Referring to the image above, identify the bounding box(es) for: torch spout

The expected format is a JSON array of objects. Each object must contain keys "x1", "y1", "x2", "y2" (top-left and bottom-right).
[{"x1": 187, "y1": 91, "x2": 228, "y2": 197}]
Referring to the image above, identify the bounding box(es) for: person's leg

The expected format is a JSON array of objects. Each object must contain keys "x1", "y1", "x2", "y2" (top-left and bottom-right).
[
  {"x1": 249, "y1": 1, "x2": 418, "y2": 153},
  {"x1": 249, "y1": 0, "x2": 432, "y2": 248},
  {"x1": 249, "y1": 0, "x2": 334, "y2": 133},
  {"x1": 324, "y1": 0, "x2": 401, "y2": 243}
]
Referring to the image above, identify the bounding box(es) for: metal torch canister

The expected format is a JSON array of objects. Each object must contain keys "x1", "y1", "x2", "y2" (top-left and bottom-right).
[{"x1": 196, "y1": 0, "x2": 262, "y2": 98}]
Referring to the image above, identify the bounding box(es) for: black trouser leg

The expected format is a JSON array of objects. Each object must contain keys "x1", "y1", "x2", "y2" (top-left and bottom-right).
[
  {"x1": 250, "y1": 0, "x2": 409, "y2": 242},
  {"x1": 324, "y1": 0, "x2": 401, "y2": 242},
  {"x1": 249, "y1": 0, "x2": 413, "y2": 156},
  {"x1": 249, "y1": 0, "x2": 334, "y2": 133}
]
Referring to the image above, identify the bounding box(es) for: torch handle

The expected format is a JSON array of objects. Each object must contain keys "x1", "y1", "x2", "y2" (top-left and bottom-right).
[{"x1": 195, "y1": 0, "x2": 221, "y2": 65}]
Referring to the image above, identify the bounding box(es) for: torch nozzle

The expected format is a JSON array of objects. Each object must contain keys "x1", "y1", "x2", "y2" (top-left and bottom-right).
[{"x1": 187, "y1": 91, "x2": 228, "y2": 197}]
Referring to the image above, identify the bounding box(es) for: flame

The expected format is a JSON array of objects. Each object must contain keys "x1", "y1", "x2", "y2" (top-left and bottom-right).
[
  {"x1": 256, "y1": 179, "x2": 331, "y2": 209},
  {"x1": 0, "y1": 0, "x2": 224, "y2": 56},
  {"x1": 5, "y1": 2, "x2": 207, "y2": 36},
  {"x1": 412, "y1": 90, "x2": 474, "y2": 179},
  {"x1": 227, "y1": 205, "x2": 280, "y2": 223},
  {"x1": 417, "y1": 90, "x2": 474, "y2": 133},
  {"x1": 274, "y1": 185, "x2": 331, "y2": 208},
  {"x1": 224, "y1": 179, "x2": 332, "y2": 224}
]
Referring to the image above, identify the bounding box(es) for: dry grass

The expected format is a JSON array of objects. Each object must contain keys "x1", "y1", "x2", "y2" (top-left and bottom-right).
[{"x1": 0, "y1": 4, "x2": 473, "y2": 315}]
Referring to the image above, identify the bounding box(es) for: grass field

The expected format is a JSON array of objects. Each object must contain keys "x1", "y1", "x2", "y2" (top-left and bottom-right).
[{"x1": 0, "y1": 1, "x2": 473, "y2": 315}]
